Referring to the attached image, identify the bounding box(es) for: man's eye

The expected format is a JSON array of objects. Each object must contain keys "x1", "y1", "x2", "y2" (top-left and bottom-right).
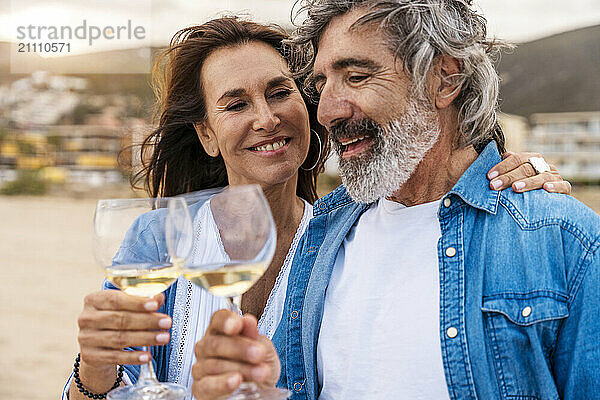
[
  {"x1": 348, "y1": 74, "x2": 369, "y2": 83},
  {"x1": 226, "y1": 102, "x2": 246, "y2": 111}
]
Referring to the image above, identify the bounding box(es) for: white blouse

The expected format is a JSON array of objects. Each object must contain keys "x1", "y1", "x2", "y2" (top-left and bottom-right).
[{"x1": 168, "y1": 199, "x2": 312, "y2": 398}]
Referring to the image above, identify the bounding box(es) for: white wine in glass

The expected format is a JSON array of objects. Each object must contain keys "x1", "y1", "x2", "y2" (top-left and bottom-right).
[
  {"x1": 93, "y1": 197, "x2": 192, "y2": 400},
  {"x1": 105, "y1": 263, "x2": 180, "y2": 297},
  {"x1": 184, "y1": 260, "x2": 269, "y2": 298},
  {"x1": 182, "y1": 185, "x2": 289, "y2": 400}
]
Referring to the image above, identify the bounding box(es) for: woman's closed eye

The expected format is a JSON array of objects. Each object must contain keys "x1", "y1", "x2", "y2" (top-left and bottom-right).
[
  {"x1": 226, "y1": 101, "x2": 247, "y2": 112},
  {"x1": 269, "y1": 88, "x2": 292, "y2": 99}
]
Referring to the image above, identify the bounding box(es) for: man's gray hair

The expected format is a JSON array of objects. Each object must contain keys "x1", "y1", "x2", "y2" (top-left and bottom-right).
[{"x1": 291, "y1": 0, "x2": 511, "y2": 149}]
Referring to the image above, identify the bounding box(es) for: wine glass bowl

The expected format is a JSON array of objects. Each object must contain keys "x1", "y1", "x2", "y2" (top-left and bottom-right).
[
  {"x1": 182, "y1": 185, "x2": 276, "y2": 307},
  {"x1": 104, "y1": 262, "x2": 180, "y2": 298},
  {"x1": 93, "y1": 197, "x2": 191, "y2": 400},
  {"x1": 180, "y1": 185, "x2": 288, "y2": 399}
]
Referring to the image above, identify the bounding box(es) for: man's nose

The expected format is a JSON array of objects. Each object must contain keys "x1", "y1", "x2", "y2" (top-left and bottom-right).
[
  {"x1": 253, "y1": 101, "x2": 280, "y2": 132},
  {"x1": 316, "y1": 84, "x2": 353, "y2": 130}
]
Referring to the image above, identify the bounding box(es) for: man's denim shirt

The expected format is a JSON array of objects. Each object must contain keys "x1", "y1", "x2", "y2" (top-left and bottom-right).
[{"x1": 273, "y1": 142, "x2": 600, "y2": 400}]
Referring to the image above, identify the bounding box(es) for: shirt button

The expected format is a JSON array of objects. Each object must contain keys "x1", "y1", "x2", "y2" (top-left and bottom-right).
[
  {"x1": 522, "y1": 306, "x2": 532, "y2": 317},
  {"x1": 291, "y1": 310, "x2": 299, "y2": 319},
  {"x1": 445, "y1": 247, "x2": 457, "y2": 257},
  {"x1": 443, "y1": 198, "x2": 452, "y2": 208},
  {"x1": 446, "y1": 327, "x2": 458, "y2": 338},
  {"x1": 293, "y1": 382, "x2": 303, "y2": 392}
]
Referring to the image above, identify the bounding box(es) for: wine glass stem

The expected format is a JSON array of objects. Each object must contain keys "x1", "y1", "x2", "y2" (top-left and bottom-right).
[
  {"x1": 137, "y1": 346, "x2": 160, "y2": 386},
  {"x1": 225, "y1": 295, "x2": 263, "y2": 399},
  {"x1": 227, "y1": 296, "x2": 243, "y2": 316},
  {"x1": 137, "y1": 296, "x2": 161, "y2": 386}
]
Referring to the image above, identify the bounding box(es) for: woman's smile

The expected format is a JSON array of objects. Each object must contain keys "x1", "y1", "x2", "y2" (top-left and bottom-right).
[{"x1": 248, "y1": 137, "x2": 291, "y2": 155}]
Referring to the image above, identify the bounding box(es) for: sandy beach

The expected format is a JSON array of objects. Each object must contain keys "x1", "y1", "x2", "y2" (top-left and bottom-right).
[
  {"x1": 0, "y1": 196, "x2": 102, "y2": 400},
  {"x1": 1, "y1": 188, "x2": 599, "y2": 400}
]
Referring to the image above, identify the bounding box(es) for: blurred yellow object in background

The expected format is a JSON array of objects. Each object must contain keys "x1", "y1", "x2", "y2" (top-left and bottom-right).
[
  {"x1": 41, "y1": 167, "x2": 67, "y2": 184},
  {"x1": 16, "y1": 156, "x2": 52, "y2": 169},
  {"x1": 76, "y1": 154, "x2": 117, "y2": 168},
  {"x1": 1, "y1": 142, "x2": 18, "y2": 157}
]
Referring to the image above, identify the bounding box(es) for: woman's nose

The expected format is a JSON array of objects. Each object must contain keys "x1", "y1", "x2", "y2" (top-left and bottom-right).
[{"x1": 253, "y1": 102, "x2": 280, "y2": 132}]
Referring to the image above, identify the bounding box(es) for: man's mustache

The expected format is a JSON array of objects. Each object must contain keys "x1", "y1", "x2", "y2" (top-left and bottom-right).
[{"x1": 329, "y1": 118, "x2": 381, "y2": 154}]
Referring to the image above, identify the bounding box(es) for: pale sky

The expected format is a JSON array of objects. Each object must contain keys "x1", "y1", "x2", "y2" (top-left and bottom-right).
[
  {"x1": 1, "y1": 0, "x2": 599, "y2": 50},
  {"x1": 152, "y1": 0, "x2": 600, "y2": 43}
]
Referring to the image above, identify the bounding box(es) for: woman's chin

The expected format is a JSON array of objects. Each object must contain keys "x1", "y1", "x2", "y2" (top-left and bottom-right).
[{"x1": 247, "y1": 165, "x2": 301, "y2": 189}]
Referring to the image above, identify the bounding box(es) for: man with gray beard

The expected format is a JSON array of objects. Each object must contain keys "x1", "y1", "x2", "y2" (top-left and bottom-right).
[
  {"x1": 330, "y1": 91, "x2": 440, "y2": 203},
  {"x1": 191, "y1": 1, "x2": 599, "y2": 399}
]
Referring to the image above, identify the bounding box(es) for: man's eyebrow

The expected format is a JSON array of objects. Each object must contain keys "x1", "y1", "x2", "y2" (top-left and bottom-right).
[
  {"x1": 217, "y1": 76, "x2": 294, "y2": 103},
  {"x1": 310, "y1": 57, "x2": 381, "y2": 87},
  {"x1": 332, "y1": 57, "x2": 381, "y2": 71}
]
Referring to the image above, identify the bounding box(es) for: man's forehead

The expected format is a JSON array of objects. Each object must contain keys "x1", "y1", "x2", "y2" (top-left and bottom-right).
[
  {"x1": 314, "y1": 32, "x2": 389, "y2": 74},
  {"x1": 313, "y1": 9, "x2": 388, "y2": 69}
]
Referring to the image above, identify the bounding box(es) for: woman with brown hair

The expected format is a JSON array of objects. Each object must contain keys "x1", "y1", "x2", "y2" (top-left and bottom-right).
[
  {"x1": 65, "y1": 17, "x2": 326, "y2": 400},
  {"x1": 64, "y1": 16, "x2": 566, "y2": 400}
]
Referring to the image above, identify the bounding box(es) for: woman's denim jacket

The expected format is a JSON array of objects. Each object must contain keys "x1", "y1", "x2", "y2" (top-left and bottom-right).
[{"x1": 273, "y1": 142, "x2": 600, "y2": 400}]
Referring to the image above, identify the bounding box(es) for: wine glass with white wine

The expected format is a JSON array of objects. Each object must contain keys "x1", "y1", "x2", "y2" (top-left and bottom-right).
[
  {"x1": 93, "y1": 197, "x2": 192, "y2": 400},
  {"x1": 181, "y1": 185, "x2": 290, "y2": 400}
]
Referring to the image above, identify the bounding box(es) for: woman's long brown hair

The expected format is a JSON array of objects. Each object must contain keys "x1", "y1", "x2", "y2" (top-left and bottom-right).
[{"x1": 131, "y1": 17, "x2": 327, "y2": 203}]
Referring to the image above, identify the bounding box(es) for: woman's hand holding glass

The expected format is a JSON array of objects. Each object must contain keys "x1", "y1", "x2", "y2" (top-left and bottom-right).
[
  {"x1": 88, "y1": 197, "x2": 191, "y2": 400},
  {"x1": 74, "y1": 291, "x2": 171, "y2": 397}
]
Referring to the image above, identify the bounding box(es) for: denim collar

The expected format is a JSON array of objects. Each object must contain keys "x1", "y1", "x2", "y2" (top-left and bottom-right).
[
  {"x1": 313, "y1": 185, "x2": 357, "y2": 216},
  {"x1": 315, "y1": 141, "x2": 502, "y2": 216},
  {"x1": 447, "y1": 141, "x2": 502, "y2": 214}
]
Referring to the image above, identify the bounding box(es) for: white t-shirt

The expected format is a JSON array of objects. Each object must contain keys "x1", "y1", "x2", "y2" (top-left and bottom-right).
[{"x1": 317, "y1": 197, "x2": 450, "y2": 400}]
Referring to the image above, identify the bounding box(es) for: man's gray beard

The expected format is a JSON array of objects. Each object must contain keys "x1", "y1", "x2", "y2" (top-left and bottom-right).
[{"x1": 338, "y1": 98, "x2": 441, "y2": 204}]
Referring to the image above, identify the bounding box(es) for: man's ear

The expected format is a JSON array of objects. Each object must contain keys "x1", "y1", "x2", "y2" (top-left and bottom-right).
[
  {"x1": 434, "y1": 55, "x2": 463, "y2": 109},
  {"x1": 194, "y1": 122, "x2": 220, "y2": 157}
]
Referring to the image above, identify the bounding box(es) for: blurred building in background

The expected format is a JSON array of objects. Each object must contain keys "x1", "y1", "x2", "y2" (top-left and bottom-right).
[
  {"x1": 498, "y1": 113, "x2": 530, "y2": 153},
  {"x1": 0, "y1": 67, "x2": 152, "y2": 195},
  {"x1": 496, "y1": 24, "x2": 599, "y2": 184},
  {"x1": 528, "y1": 112, "x2": 600, "y2": 182}
]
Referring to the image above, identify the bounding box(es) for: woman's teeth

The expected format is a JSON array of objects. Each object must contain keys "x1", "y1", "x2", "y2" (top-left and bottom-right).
[{"x1": 252, "y1": 139, "x2": 287, "y2": 152}]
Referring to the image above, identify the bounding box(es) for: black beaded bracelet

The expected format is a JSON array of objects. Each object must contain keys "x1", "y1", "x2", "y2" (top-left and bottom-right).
[{"x1": 73, "y1": 353, "x2": 124, "y2": 399}]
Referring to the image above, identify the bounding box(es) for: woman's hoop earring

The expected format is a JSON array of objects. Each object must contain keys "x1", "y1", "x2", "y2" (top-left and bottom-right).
[{"x1": 300, "y1": 129, "x2": 323, "y2": 171}]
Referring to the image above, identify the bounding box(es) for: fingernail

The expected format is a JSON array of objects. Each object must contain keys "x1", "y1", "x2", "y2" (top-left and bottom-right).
[
  {"x1": 545, "y1": 183, "x2": 554, "y2": 190},
  {"x1": 227, "y1": 374, "x2": 240, "y2": 390},
  {"x1": 158, "y1": 318, "x2": 172, "y2": 329},
  {"x1": 514, "y1": 181, "x2": 526, "y2": 191},
  {"x1": 491, "y1": 179, "x2": 503, "y2": 190},
  {"x1": 224, "y1": 318, "x2": 236, "y2": 334},
  {"x1": 139, "y1": 354, "x2": 150, "y2": 362},
  {"x1": 156, "y1": 333, "x2": 170, "y2": 343},
  {"x1": 488, "y1": 170, "x2": 499, "y2": 180},
  {"x1": 247, "y1": 346, "x2": 262, "y2": 362},
  {"x1": 144, "y1": 301, "x2": 158, "y2": 311}
]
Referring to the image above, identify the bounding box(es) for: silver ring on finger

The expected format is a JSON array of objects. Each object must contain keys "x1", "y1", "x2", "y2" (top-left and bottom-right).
[{"x1": 528, "y1": 157, "x2": 551, "y2": 175}]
